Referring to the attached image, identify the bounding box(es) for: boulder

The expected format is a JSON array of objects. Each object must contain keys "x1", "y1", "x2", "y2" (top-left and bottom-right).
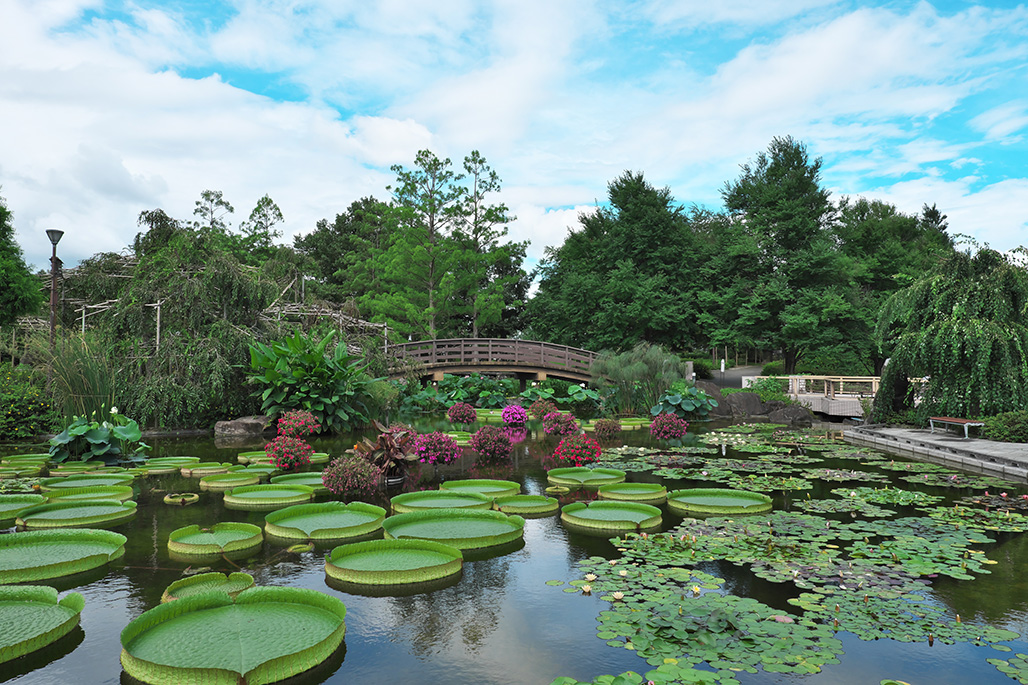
[
  {"x1": 767, "y1": 404, "x2": 814, "y2": 426},
  {"x1": 214, "y1": 415, "x2": 271, "y2": 437},
  {"x1": 723, "y1": 392, "x2": 766, "y2": 417},
  {"x1": 695, "y1": 381, "x2": 733, "y2": 418}
]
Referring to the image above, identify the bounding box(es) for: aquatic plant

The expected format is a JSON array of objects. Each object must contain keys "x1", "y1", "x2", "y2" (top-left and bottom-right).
[
  {"x1": 543, "y1": 411, "x2": 580, "y2": 436},
  {"x1": 553, "y1": 434, "x2": 601, "y2": 466},
  {"x1": 275, "y1": 409, "x2": 320, "y2": 438},
  {"x1": 264, "y1": 435, "x2": 314, "y2": 470},
  {"x1": 413, "y1": 431, "x2": 462, "y2": 465},
  {"x1": 649, "y1": 412, "x2": 689, "y2": 440},
  {"x1": 501, "y1": 404, "x2": 527, "y2": 425},
  {"x1": 447, "y1": 402, "x2": 477, "y2": 425},
  {"x1": 469, "y1": 425, "x2": 513, "y2": 461}
]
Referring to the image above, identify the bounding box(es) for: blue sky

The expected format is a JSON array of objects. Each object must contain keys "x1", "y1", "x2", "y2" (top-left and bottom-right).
[{"x1": 2, "y1": 0, "x2": 1026, "y2": 272}]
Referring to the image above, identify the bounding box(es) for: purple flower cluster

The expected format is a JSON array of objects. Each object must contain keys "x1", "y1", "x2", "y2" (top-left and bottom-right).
[
  {"x1": 322, "y1": 454, "x2": 382, "y2": 498},
  {"x1": 413, "y1": 431, "x2": 462, "y2": 465},
  {"x1": 501, "y1": 404, "x2": 528, "y2": 425},
  {"x1": 469, "y1": 425, "x2": 513, "y2": 461},
  {"x1": 542, "y1": 411, "x2": 579, "y2": 436},
  {"x1": 593, "y1": 418, "x2": 622, "y2": 441},
  {"x1": 447, "y1": 402, "x2": 477, "y2": 425},
  {"x1": 650, "y1": 413, "x2": 690, "y2": 440}
]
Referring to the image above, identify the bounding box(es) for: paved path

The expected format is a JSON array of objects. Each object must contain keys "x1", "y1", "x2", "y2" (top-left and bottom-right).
[
  {"x1": 708, "y1": 364, "x2": 763, "y2": 389},
  {"x1": 844, "y1": 425, "x2": 1028, "y2": 483}
]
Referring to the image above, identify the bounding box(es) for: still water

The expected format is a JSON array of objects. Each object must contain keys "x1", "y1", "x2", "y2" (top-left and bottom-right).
[{"x1": 2, "y1": 419, "x2": 1027, "y2": 685}]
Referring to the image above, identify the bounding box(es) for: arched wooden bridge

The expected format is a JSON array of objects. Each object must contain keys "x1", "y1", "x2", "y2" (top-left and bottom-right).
[{"x1": 387, "y1": 338, "x2": 599, "y2": 384}]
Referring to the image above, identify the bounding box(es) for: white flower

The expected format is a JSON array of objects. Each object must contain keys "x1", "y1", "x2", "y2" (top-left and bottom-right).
[
  {"x1": 619, "y1": 570, "x2": 628, "y2": 577},
  {"x1": 611, "y1": 591, "x2": 624, "y2": 600},
  {"x1": 110, "y1": 407, "x2": 119, "y2": 415},
  {"x1": 585, "y1": 573, "x2": 597, "y2": 581},
  {"x1": 581, "y1": 585, "x2": 592, "y2": 594}
]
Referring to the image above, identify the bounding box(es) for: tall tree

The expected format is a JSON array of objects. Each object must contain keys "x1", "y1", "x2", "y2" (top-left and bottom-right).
[
  {"x1": 0, "y1": 193, "x2": 43, "y2": 327},
  {"x1": 238, "y1": 194, "x2": 284, "y2": 265}
]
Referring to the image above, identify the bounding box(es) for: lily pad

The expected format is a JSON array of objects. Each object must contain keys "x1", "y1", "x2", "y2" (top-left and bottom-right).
[
  {"x1": 181, "y1": 462, "x2": 234, "y2": 477},
  {"x1": 438, "y1": 478, "x2": 521, "y2": 498},
  {"x1": 326, "y1": 538, "x2": 463, "y2": 585},
  {"x1": 0, "y1": 494, "x2": 47, "y2": 525},
  {"x1": 39, "y1": 473, "x2": 134, "y2": 490},
  {"x1": 161, "y1": 572, "x2": 255, "y2": 603},
  {"x1": 547, "y1": 467, "x2": 627, "y2": 487},
  {"x1": 168, "y1": 522, "x2": 263, "y2": 556},
  {"x1": 494, "y1": 494, "x2": 560, "y2": 515},
  {"x1": 142, "y1": 457, "x2": 201, "y2": 475},
  {"x1": 236, "y1": 450, "x2": 268, "y2": 464},
  {"x1": 0, "y1": 464, "x2": 43, "y2": 479},
  {"x1": 223, "y1": 484, "x2": 315, "y2": 511},
  {"x1": 264, "y1": 502, "x2": 386, "y2": 541},
  {"x1": 120, "y1": 586, "x2": 346, "y2": 685},
  {"x1": 391, "y1": 490, "x2": 493, "y2": 513},
  {"x1": 561, "y1": 501, "x2": 662, "y2": 532},
  {"x1": 16, "y1": 499, "x2": 138, "y2": 529},
  {"x1": 44, "y1": 485, "x2": 134, "y2": 502},
  {"x1": 667, "y1": 488, "x2": 772, "y2": 516},
  {"x1": 383, "y1": 509, "x2": 525, "y2": 550},
  {"x1": 0, "y1": 585, "x2": 85, "y2": 664},
  {"x1": 0, "y1": 528, "x2": 127, "y2": 583},
  {"x1": 597, "y1": 482, "x2": 668, "y2": 504},
  {"x1": 199, "y1": 472, "x2": 261, "y2": 492},
  {"x1": 269, "y1": 472, "x2": 329, "y2": 494}
]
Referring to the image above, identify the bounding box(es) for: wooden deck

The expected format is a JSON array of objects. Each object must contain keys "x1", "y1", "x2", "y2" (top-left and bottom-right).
[
  {"x1": 742, "y1": 375, "x2": 879, "y2": 417},
  {"x1": 387, "y1": 338, "x2": 599, "y2": 383}
]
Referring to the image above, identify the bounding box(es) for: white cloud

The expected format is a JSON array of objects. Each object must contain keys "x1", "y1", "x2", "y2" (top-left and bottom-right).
[
  {"x1": 970, "y1": 101, "x2": 1028, "y2": 140},
  {"x1": 644, "y1": 0, "x2": 840, "y2": 27}
]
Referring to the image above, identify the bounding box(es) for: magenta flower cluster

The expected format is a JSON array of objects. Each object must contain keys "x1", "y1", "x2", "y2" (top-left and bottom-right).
[
  {"x1": 469, "y1": 425, "x2": 513, "y2": 461},
  {"x1": 592, "y1": 418, "x2": 622, "y2": 441},
  {"x1": 542, "y1": 411, "x2": 579, "y2": 436},
  {"x1": 529, "y1": 398, "x2": 558, "y2": 420},
  {"x1": 321, "y1": 454, "x2": 382, "y2": 498},
  {"x1": 447, "y1": 402, "x2": 477, "y2": 424},
  {"x1": 501, "y1": 404, "x2": 528, "y2": 425},
  {"x1": 265, "y1": 435, "x2": 314, "y2": 470},
  {"x1": 553, "y1": 434, "x2": 601, "y2": 466},
  {"x1": 650, "y1": 413, "x2": 690, "y2": 440},
  {"x1": 413, "y1": 431, "x2": 462, "y2": 465},
  {"x1": 276, "y1": 409, "x2": 321, "y2": 438}
]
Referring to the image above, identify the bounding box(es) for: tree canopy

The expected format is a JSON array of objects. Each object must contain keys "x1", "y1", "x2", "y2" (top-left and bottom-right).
[{"x1": 0, "y1": 193, "x2": 43, "y2": 327}]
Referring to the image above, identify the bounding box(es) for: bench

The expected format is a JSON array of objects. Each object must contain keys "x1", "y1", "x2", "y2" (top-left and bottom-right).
[{"x1": 929, "y1": 416, "x2": 984, "y2": 440}]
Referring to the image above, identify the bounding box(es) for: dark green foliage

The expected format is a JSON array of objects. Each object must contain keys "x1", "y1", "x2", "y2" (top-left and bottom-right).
[
  {"x1": 48, "y1": 409, "x2": 148, "y2": 464},
  {"x1": 0, "y1": 194, "x2": 43, "y2": 327},
  {"x1": 982, "y1": 411, "x2": 1028, "y2": 443},
  {"x1": 651, "y1": 381, "x2": 718, "y2": 419},
  {"x1": 591, "y1": 343, "x2": 692, "y2": 415},
  {"x1": 247, "y1": 329, "x2": 377, "y2": 432},
  {"x1": 0, "y1": 363, "x2": 58, "y2": 438}
]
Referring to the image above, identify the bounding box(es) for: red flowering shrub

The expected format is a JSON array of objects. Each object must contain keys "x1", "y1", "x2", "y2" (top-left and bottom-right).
[
  {"x1": 543, "y1": 411, "x2": 579, "y2": 436},
  {"x1": 593, "y1": 418, "x2": 622, "y2": 441},
  {"x1": 276, "y1": 409, "x2": 321, "y2": 438},
  {"x1": 529, "y1": 398, "x2": 558, "y2": 420},
  {"x1": 650, "y1": 412, "x2": 689, "y2": 439},
  {"x1": 447, "y1": 402, "x2": 477, "y2": 424},
  {"x1": 469, "y1": 425, "x2": 512, "y2": 461},
  {"x1": 413, "y1": 431, "x2": 462, "y2": 465},
  {"x1": 322, "y1": 454, "x2": 383, "y2": 498},
  {"x1": 265, "y1": 435, "x2": 314, "y2": 469},
  {"x1": 553, "y1": 434, "x2": 601, "y2": 466}
]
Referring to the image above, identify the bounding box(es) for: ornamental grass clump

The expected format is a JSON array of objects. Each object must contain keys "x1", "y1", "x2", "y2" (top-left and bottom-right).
[
  {"x1": 469, "y1": 426, "x2": 513, "y2": 461},
  {"x1": 529, "y1": 398, "x2": 558, "y2": 420},
  {"x1": 543, "y1": 411, "x2": 579, "y2": 436},
  {"x1": 553, "y1": 434, "x2": 601, "y2": 466},
  {"x1": 650, "y1": 412, "x2": 689, "y2": 440},
  {"x1": 413, "y1": 431, "x2": 462, "y2": 466},
  {"x1": 447, "y1": 402, "x2": 477, "y2": 425},
  {"x1": 322, "y1": 454, "x2": 383, "y2": 499},
  {"x1": 276, "y1": 409, "x2": 321, "y2": 438},
  {"x1": 593, "y1": 418, "x2": 622, "y2": 441},
  {"x1": 501, "y1": 404, "x2": 528, "y2": 425},
  {"x1": 265, "y1": 435, "x2": 314, "y2": 470}
]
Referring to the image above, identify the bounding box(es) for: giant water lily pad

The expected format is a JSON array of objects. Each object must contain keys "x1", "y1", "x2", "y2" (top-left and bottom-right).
[
  {"x1": 1, "y1": 453, "x2": 50, "y2": 463},
  {"x1": 223, "y1": 484, "x2": 315, "y2": 511},
  {"x1": 547, "y1": 467, "x2": 626, "y2": 487},
  {"x1": 181, "y1": 462, "x2": 234, "y2": 477},
  {"x1": 120, "y1": 586, "x2": 346, "y2": 685},
  {"x1": 561, "y1": 501, "x2": 662, "y2": 532},
  {"x1": 236, "y1": 451, "x2": 269, "y2": 464},
  {"x1": 390, "y1": 490, "x2": 493, "y2": 513},
  {"x1": 0, "y1": 528, "x2": 126, "y2": 583},
  {"x1": 45, "y1": 485, "x2": 134, "y2": 503},
  {"x1": 161, "y1": 572, "x2": 255, "y2": 603},
  {"x1": 597, "y1": 482, "x2": 668, "y2": 504},
  {"x1": 141, "y1": 457, "x2": 201, "y2": 475},
  {"x1": 270, "y1": 472, "x2": 329, "y2": 494},
  {"x1": 439, "y1": 478, "x2": 521, "y2": 498},
  {"x1": 326, "y1": 538, "x2": 463, "y2": 585},
  {"x1": 0, "y1": 585, "x2": 85, "y2": 664},
  {"x1": 168, "y1": 522, "x2": 263, "y2": 556},
  {"x1": 0, "y1": 464, "x2": 42, "y2": 479},
  {"x1": 16, "y1": 499, "x2": 138, "y2": 529},
  {"x1": 264, "y1": 502, "x2": 386, "y2": 541},
  {"x1": 39, "y1": 473, "x2": 134, "y2": 490},
  {"x1": 199, "y1": 472, "x2": 261, "y2": 492},
  {"x1": 383, "y1": 509, "x2": 525, "y2": 550},
  {"x1": 0, "y1": 494, "x2": 46, "y2": 525},
  {"x1": 493, "y1": 494, "x2": 560, "y2": 515},
  {"x1": 667, "y1": 488, "x2": 772, "y2": 516}
]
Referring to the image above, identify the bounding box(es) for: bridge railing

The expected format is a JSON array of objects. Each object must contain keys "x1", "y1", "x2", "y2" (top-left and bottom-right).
[
  {"x1": 743, "y1": 375, "x2": 880, "y2": 398},
  {"x1": 388, "y1": 338, "x2": 598, "y2": 375}
]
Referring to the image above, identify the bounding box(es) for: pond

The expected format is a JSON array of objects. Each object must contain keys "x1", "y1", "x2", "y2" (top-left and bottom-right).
[{"x1": 2, "y1": 418, "x2": 1028, "y2": 685}]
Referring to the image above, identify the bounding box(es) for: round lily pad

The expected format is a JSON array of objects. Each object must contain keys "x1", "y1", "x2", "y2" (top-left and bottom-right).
[
  {"x1": 547, "y1": 467, "x2": 626, "y2": 487},
  {"x1": 120, "y1": 586, "x2": 346, "y2": 685},
  {"x1": 164, "y1": 493, "x2": 199, "y2": 507},
  {"x1": 0, "y1": 528, "x2": 127, "y2": 583},
  {"x1": 0, "y1": 585, "x2": 85, "y2": 664},
  {"x1": 232, "y1": 464, "x2": 281, "y2": 478},
  {"x1": 269, "y1": 472, "x2": 329, "y2": 494},
  {"x1": 493, "y1": 494, "x2": 559, "y2": 515},
  {"x1": 264, "y1": 502, "x2": 387, "y2": 541},
  {"x1": 390, "y1": 490, "x2": 493, "y2": 514},
  {"x1": 223, "y1": 484, "x2": 315, "y2": 511},
  {"x1": 39, "y1": 473, "x2": 134, "y2": 491},
  {"x1": 545, "y1": 486, "x2": 570, "y2": 496},
  {"x1": 0, "y1": 464, "x2": 42, "y2": 478},
  {"x1": 168, "y1": 522, "x2": 263, "y2": 556},
  {"x1": 199, "y1": 472, "x2": 261, "y2": 492},
  {"x1": 667, "y1": 488, "x2": 773, "y2": 516},
  {"x1": 141, "y1": 457, "x2": 201, "y2": 475},
  {"x1": 1, "y1": 453, "x2": 50, "y2": 463},
  {"x1": 47, "y1": 461, "x2": 106, "y2": 476},
  {"x1": 181, "y1": 462, "x2": 234, "y2": 477},
  {"x1": 236, "y1": 451, "x2": 269, "y2": 464},
  {"x1": 45, "y1": 485, "x2": 134, "y2": 503},
  {"x1": 0, "y1": 494, "x2": 47, "y2": 525},
  {"x1": 16, "y1": 499, "x2": 138, "y2": 529},
  {"x1": 310, "y1": 452, "x2": 330, "y2": 465},
  {"x1": 383, "y1": 509, "x2": 526, "y2": 550},
  {"x1": 560, "y1": 501, "x2": 662, "y2": 531},
  {"x1": 326, "y1": 538, "x2": 463, "y2": 586},
  {"x1": 597, "y1": 482, "x2": 668, "y2": 504},
  {"x1": 161, "y1": 572, "x2": 255, "y2": 603},
  {"x1": 438, "y1": 478, "x2": 521, "y2": 498}
]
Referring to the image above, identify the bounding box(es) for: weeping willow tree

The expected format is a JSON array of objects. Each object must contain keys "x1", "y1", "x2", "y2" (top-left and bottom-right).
[{"x1": 872, "y1": 247, "x2": 1028, "y2": 421}]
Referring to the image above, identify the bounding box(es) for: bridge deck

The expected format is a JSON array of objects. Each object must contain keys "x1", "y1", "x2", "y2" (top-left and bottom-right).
[{"x1": 388, "y1": 338, "x2": 598, "y2": 383}]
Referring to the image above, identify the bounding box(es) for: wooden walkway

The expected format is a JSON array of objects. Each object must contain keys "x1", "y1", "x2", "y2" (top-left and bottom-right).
[{"x1": 742, "y1": 375, "x2": 879, "y2": 417}]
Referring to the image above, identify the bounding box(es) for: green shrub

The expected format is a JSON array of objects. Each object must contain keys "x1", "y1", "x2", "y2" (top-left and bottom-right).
[
  {"x1": 0, "y1": 363, "x2": 58, "y2": 438},
  {"x1": 591, "y1": 343, "x2": 691, "y2": 415},
  {"x1": 761, "y1": 360, "x2": 785, "y2": 376},
  {"x1": 651, "y1": 381, "x2": 718, "y2": 419},
  {"x1": 983, "y1": 411, "x2": 1028, "y2": 443},
  {"x1": 738, "y1": 377, "x2": 792, "y2": 404}
]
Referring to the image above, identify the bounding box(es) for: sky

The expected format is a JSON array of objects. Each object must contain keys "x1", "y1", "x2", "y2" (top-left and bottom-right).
[{"x1": 2, "y1": 0, "x2": 1027, "y2": 273}]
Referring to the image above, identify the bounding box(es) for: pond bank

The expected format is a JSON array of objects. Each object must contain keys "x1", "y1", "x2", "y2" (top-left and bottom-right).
[{"x1": 844, "y1": 424, "x2": 1028, "y2": 483}]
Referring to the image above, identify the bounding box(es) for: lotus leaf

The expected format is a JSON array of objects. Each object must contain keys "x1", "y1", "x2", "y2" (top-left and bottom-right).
[
  {"x1": 725, "y1": 474, "x2": 812, "y2": 491},
  {"x1": 163, "y1": 493, "x2": 199, "y2": 506},
  {"x1": 799, "y1": 468, "x2": 890, "y2": 483},
  {"x1": 561, "y1": 501, "x2": 662, "y2": 531},
  {"x1": 383, "y1": 509, "x2": 525, "y2": 550},
  {"x1": 161, "y1": 572, "x2": 255, "y2": 603},
  {"x1": 988, "y1": 654, "x2": 1028, "y2": 684},
  {"x1": 900, "y1": 472, "x2": 1016, "y2": 489},
  {"x1": 793, "y1": 498, "x2": 896, "y2": 518},
  {"x1": 0, "y1": 528, "x2": 126, "y2": 583},
  {"x1": 0, "y1": 585, "x2": 85, "y2": 664},
  {"x1": 181, "y1": 462, "x2": 234, "y2": 477},
  {"x1": 917, "y1": 505, "x2": 1028, "y2": 533},
  {"x1": 223, "y1": 484, "x2": 315, "y2": 511},
  {"x1": 264, "y1": 501, "x2": 386, "y2": 540},
  {"x1": 16, "y1": 499, "x2": 138, "y2": 529},
  {"x1": 391, "y1": 490, "x2": 493, "y2": 513},
  {"x1": 439, "y1": 478, "x2": 521, "y2": 498},
  {"x1": 326, "y1": 538, "x2": 463, "y2": 585},
  {"x1": 236, "y1": 450, "x2": 268, "y2": 464},
  {"x1": 168, "y1": 522, "x2": 263, "y2": 556},
  {"x1": 120, "y1": 586, "x2": 346, "y2": 685},
  {"x1": 0, "y1": 465, "x2": 42, "y2": 478}
]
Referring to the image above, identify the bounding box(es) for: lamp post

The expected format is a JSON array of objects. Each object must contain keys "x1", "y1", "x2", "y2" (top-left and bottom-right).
[{"x1": 46, "y1": 229, "x2": 64, "y2": 354}]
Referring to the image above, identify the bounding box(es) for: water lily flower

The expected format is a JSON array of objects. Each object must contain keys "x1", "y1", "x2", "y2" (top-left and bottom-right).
[
  {"x1": 1001, "y1": 492, "x2": 1008, "y2": 498},
  {"x1": 609, "y1": 560, "x2": 618, "y2": 566},
  {"x1": 692, "y1": 585, "x2": 701, "y2": 595},
  {"x1": 612, "y1": 591, "x2": 624, "y2": 600},
  {"x1": 581, "y1": 585, "x2": 592, "y2": 594},
  {"x1": 585, "y1": 573, "x2": 597, "y2": 581}
]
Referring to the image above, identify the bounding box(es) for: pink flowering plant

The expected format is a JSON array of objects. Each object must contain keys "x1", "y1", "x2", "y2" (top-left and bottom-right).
[
  {"x1": 469, "y1": 425, "x2": 513, "y2": 461},
  {"x1": 553, "y1": 434, "x2": 601, "y2": 466},
  {"x1": 503, "y1": 426, "x2": 528, "y2": 444},
  {"x1": 276, "y1": 409, "x2": 321, "y2": 438},
  {"x1": 413, "y1": 431, "x2": 462, "y2": 465},
  {"x1": 501, "y1": 404, "x2": 528, "y2": 425},
  {"x1": 529, "y1": 398, "x2": 558, "y2": 420},
  {"x1": 265, "y1": 435, "x2": 315, "y2": 470},
  {"x1": 447, "y1": 402, "x2": 478, "y2": 425},
  {"x1": 543, "y1": 411, "x2": 579, "y2": 436},
  {"x1": 650, "y1": 412, "x2": 690, "y2": 440},
  {"x1": 593, "y1": 418, "x2": 622, "y2": 441},
  {"x1": 322, "y1": 454, "x2": 383, "y2": 499}
]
